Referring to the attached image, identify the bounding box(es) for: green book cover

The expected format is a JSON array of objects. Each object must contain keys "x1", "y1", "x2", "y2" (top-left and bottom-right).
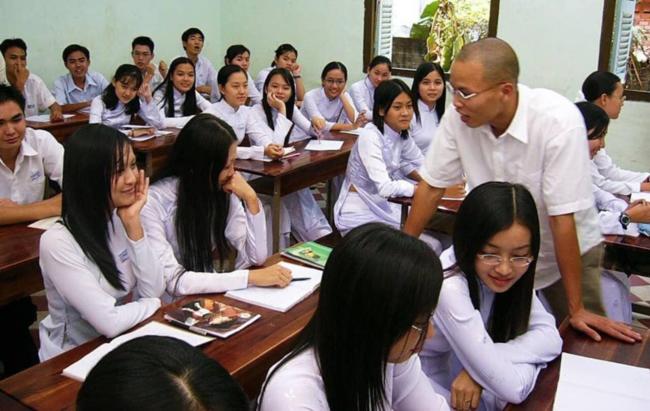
[{"x1": 282, "y1": 242, "x2": 332, "y2": 269}]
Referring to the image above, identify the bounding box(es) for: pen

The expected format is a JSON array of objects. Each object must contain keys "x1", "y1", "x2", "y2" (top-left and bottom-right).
[
  {"x1": 291, "y1": 277, "x2": 311, "y2": 282},
  {"x1": 283, "y1": 152, "x2": 301, "y2": 160}
]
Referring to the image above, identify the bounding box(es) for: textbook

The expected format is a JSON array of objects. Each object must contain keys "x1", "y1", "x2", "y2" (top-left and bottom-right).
[
  {"x1": 281, "y1": 241, "x2": 332, "y2": 269},
  {"x1": 164, "y1": 298, "x2": 260, "y2": 339},
  {"x1": 225, "y1": 262, "x2": 322, "y2": 312}
]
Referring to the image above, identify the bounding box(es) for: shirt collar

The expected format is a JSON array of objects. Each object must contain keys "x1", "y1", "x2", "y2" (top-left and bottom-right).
[
  {"x1": 364, "y1": 76, "x2": 374, "y2": 91},
  {"x1": 19, "y1": 130, "x2": 39, "y2": 158},
  {"x1": 500, "y1": 84, "x2": 529, "y2": 144},
  {"x1": 65, "y1": 72, "x2": 97, "y2": 92},
  {"x1": 217, "y1": 99, "x2": 239, "y2": 114},
  {"x1": 319, "y1": 87, "x2": 337, "y2": 102},
  {"x1": 418, "y1": 99, "x2": 436, "y2": 113},
  {"x1": 384, "y1": 123, "x2": 402, "y2": 140}
]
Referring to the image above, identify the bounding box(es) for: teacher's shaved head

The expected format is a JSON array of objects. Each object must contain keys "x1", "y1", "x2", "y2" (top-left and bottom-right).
[{"x1": 455, "y1": 38, "x2": 519, "y2": 84}]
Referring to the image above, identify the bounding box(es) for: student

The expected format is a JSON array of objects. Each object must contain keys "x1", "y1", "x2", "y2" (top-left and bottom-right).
[
  {"x1": 349, "y1": 55, "x2": 392, "y2": 118},
  {"x1": 141, "y1": 114, "x2": 292, "y2": 299},
  {"x1": 153, "y1": 57, "x2": 211, "y2": 129},
  {"x1": 301, "y1": 61, "x2": 366, "y2": 133},
  {"x1": 410, "y1": 62, "x2": 446, "y2": 154},
  {"x1": 581, "y1": 70, "x2": 650, "y2": 194},
  {"x1": 405, "y1": 38, "x2": 641, "y2": 343},
  {"x1": 0, "y1": 38, "x2": 62, "y2": 120},
  {"x1": 89, "y1": 64, "x2": 164, "y2": 135},
  {"x1": 131, "y1": 36, "x2": 165, "y2": 91},
  {"x1": 77, "y1": 336, "x2": 249, "y2": 411},
  {"x1": 204, "y1": 65, "x2": 282, "y2": 160},
  {"x1": 420, "y1": 182, "x2": 562, "y2": 411},
  {"x1": 181, "y1": 27, "x2": 218, "y2": 102},
  {"x1": 52, "y1": 44, "x2": 108, "y2": 113},
  {"x1": 0, "y1": 85, "x2": 63, "y2": 225},
  {"x1": 38, "y1": 124, "x2": 164, "y2": 360},
  {"x1": 252, "y1": 67, "x2": 332, "y2": 244},
  {"x1": 224, "y1": 44, "x2": 261, "y2": 105},
  {"x1": 258, "y1": 223, "x2": 449, "y2": 411},
  {"x1": 255, "y1": 43, "x2": 305, "y2": 102}
]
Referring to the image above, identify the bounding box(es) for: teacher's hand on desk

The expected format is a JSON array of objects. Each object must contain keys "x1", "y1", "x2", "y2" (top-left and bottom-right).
[{"x1": 569, "y1": 307, "x2": 642, "y2": 343}]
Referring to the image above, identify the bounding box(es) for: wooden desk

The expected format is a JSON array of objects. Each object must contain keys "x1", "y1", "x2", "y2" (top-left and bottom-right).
[
  {"x1": 26, "y1": 114, "x2": 89, "y2": 144},
  {"x1": 389, "y1": 196, "x2": 462, "y2": 229},
  {"x1": 131, "y1": 130, "x2": 180, "y2": 178},
  {"x1": 0, "y1": 224, "x2": 44, "y2": 306},
  {"x1": 506, "y1": 322, "x2": 650, "y2": 410},
  {"x1": 236, "y1": 132, "x2": 357, "y2": 252}
]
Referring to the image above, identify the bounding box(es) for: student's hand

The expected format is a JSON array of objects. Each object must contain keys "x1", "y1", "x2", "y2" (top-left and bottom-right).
[
  {"x1": 266, "y1": 92, "x2": 286, "y2": 115},
  {"x1": 130, "y1": 128, "x2": 156, "y2": 137},
  {"x1": 264, "y1": 143, "x2": 284, "y2": 159},
  {"x1": 196, "y1": 85, "x2": 212, "y2": 95},
  {"x1": 248, "y1": 263, "x2": 292, "y2": 287},
  {"x1": 311, "y1": 116, "x2": 326, "y2": 131},
  {"x1": 352, "y1": 113, "x2": 368, "y2": 129},
  {"x1": 641, "y1": 182, "x2": 650, "y2": 192},
  {"x1": 158, "y1": 60, "x2": 168, "y2": 78},
  {"x1": 626, "y1": 200, "x2": 650, "y2": 223},
  {"x1": 291, "y1": 64, "x2": 302, "y2": 77},
  {"x1": 10, "y1": 64, "x2": 30, "y2": 92},
  {"x1": 49, "y1": 104, "x2": 64, "y2": 122},
  {"x1": 222, "y1": 171, "x2": 256, "y2": 200},
  {"x1": 569, "y1": 307, "x2": 642, "y2": 343},
  {"x1": 450, "y1": 369, "x2": 482, "y2": 411},
  {"x1": 138, "y1": 81, "x2": 153, "y2": 104},
  {"x1": 116, "y1": 170, "x2": 149, "y2": 241},
  {"x1": 0, "y1": 198, "x2": 19, "y2": 207}
]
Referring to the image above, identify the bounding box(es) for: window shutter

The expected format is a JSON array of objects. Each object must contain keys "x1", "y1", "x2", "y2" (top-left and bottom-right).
[
  {"x1": 609, "y1": 0, "x2": 636, "y2": 83},
  {"x1": 375, "y1": 0, "x2": 393, "y2": 58}
]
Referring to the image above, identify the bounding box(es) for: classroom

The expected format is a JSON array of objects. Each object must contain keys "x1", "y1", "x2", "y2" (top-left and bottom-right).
[{"x1": 1, "y1": 0, "x2": 649, "y2": 410}]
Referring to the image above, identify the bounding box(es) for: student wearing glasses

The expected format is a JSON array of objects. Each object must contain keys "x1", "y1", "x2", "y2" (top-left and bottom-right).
[
  {"x1": 419, "y1": 182, "x2": 561, "y2": 411},
  {"x1": 405, "y1": 38, "x2": 641, "y2": 344}
]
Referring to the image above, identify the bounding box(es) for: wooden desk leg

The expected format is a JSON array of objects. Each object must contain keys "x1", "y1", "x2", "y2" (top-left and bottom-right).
[
  {"x1": 326, "y1": 180, "x2": 334, "y2": 223},
  {"x1": 400, "y1": 204, "x2": 409, "y2": 229},
  {"x1": 272, "y1": 179, "x2": 281, "y2": 253}
]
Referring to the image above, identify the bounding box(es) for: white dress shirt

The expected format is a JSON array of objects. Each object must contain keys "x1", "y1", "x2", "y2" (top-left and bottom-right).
[
  {"x1": 141, "y1": 177, "x2": 268, "y2": 297},
  {"x1": 192, "y1": 54, "x2": 218, "y2": 102},
  {"x1": 420, "y1": 84, "x2": 602, "y2": 289},
  {"x1": 254, "y1": 66, "x2": 273, "y2": 92},
  {"x1": 591, "y1": 149, "x2": 648, "y2": 195},
  {"x1": 1, "y1": 73, "x2": 56, "y2": 117},
  {"x1": 247, "y1": 71, "x2": 262, "y2": 105},
  {"x1": 301, "y1": 87, "x2": 357, "y2": 131},
  {"x1": 420, "y1": 251, "x2": 562, "y2": 410},
  {"x1": 334, "y1": 124, "x2": 422, "y2": 233},
  {"x1": 251, "y1": 103, "x2": 312, "y2": 144},
  {"x1": 410, "y1": 99, "x2": 440, "y2": 155},
  {"x1": 152, "y1": 88, "x2": 211, "y2": 129},
  {"x1": 88, "y1": 95, "x2": 164, "y2": 129},
  {"x1": 260, "y1": 348, "x2": 450, "y2": 411},
  {"x1": 52, "y1": 71, "x2": 108, "y2": 105},
  {"x1": 0, "y1": 128, "x2": 63, "y2": 204},
  {"x1": 38, "y1": 217, "x2": 163, "y2": 360},
  {"x1": 349, "y1": 76, "x2": 375, "y2": 115},
  {"x1": 204, "y1": 100, "x2": 271, "y2": 159}
]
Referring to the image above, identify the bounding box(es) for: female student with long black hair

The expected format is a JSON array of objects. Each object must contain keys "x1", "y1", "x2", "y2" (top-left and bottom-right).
[
  {"x1": 141, "y1": 114, "x2": 291, "y2": 299},
  {"x1": 258, "y1": 223, "x2": 449, "y2": 411},
  {"x1": 152, "y1": 57, "x2": 211, "y2": 129},
  {"x1": 254, "y1": 43, "x2": 305, "y2": 102},
  {"x1": 581, "y1": 70, "x2": 650, "y2": 194},
  {"x1": 419, "y1": 182, "x2": 562, "y2": 411},
  {"x1": 301, "y1": 61, "x2": 366, "y2": 134},
  {"x1": 89, "y1": 64, "x2": 164, "y2": 135},
  {"x1": 410, "y1": 62, "x2": 446, "y2": 154},
  {"x1": 38, "y1": 124, "x2": 164, "y2": 360},
  {"x1": 225, "y1": 44, "x2": 261, "y2": 105},
  {"x1": 205, "y1": 65, "x2": 283, "y2": 161},
  {"x1": 349, "y1": 55, "x2": 392, "y2": 117},
  {"x1": 251, "y1": 67, "x2": 332, "y2": 244}
]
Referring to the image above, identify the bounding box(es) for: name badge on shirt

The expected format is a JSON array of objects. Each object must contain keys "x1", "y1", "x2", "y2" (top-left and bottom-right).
[
  {"x1": 118, "y1": 249, "x2": 129, "y2": 263},
  {"x1": 30, "y1": 169, "x2": 43, "y2": 182}
]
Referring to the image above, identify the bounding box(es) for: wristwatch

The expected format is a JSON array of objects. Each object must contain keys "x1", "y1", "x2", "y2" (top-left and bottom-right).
[{"x1": 619, "y1": 212, "x2": 631, "y2": 230}]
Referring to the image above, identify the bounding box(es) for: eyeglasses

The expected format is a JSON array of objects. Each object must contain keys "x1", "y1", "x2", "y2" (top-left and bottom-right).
[
  {"x1": 411, "y1": 313, "x2": 434, "y2": 341},
  {"x1": 588, "y1": 128, "x2": 608, "y2": 140},
  {"x1": 324, "y1": 79, "x2": 345, "y2": 86},
  {"x1": 477, "y1": 253, "x2": 534, "y2": 268},
  {"x1": 449, "y1": 83, "x2": 502, "y2": 100}
]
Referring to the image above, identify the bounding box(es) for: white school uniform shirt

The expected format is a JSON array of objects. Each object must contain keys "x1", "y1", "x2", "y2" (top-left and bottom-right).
[
  {"x1": 593, "y1": 183, "x2": 640, "y2": 236},
  {"x1": 410, "y1": 99, "x2": 440, "y2": 155},
  {"x1": 140, "y1": 177, "x2": 268, "y2": 297},
  {"x1": 204, "y1": 99, "x2": 272, "y2": 159},
  {"x1": 88, "y1": 95, "x2": 164, "y2": 129},
  {"x1": 1, "y1": 73, "x2": 56, "y2": 117},
  {"x1": 251, "y1": 103, "x2": 312, "y2": 144},
  {"x1": 349, "y1": 76, "x2": 375, "y2": 115},
  {"x1": 301, "y1": 87, "x2": 357, "y2": 131},
  {"x1": 334, "y1": 124, "x2": 422, "y2": 233},
  {"x1": 420, "y1": 251, "x2": 562, "y2": 410},
  {"x1": 38, "y1": 217, "x2": 164, "y2": 361},
  {"x1": 254, "y1": 66, "x2": 273, "y2": 92},
  {"x1": 591, "y1": 149, "x2": 648, "y2": 195},
  {"x1": 420, "y1": 84, "x2": 602, "y2": 289},
  {"x1": 247, "y1": 71, "x2": 262, "y2": 105},
  {"x1": 260, "y1": 348, "x2": 449, "y2": 411},
  {"x1": 52, "y1": 71, "x2": 108, "y2": 105},
  {"x1": 152, "y1": 88, "x2": 211, "y2": 128},
  {"x1": 0, "y1": 128, "x2": 63, "y2": 204},
  {"x1": 188, "y1": 54, "x2": 218, "y2": 102}
]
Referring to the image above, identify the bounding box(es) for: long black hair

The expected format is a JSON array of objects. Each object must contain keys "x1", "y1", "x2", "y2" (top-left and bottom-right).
[
  {"x1": 261, "y1": 67, "x2": 295, "y2": 132},
  {"x1": 102, "y1": 64, "x2": 143, "y2": 114},
  {"x1": 270, "y1": 43, "x2": 297, "y2": 66},
  {"x1": 453, "y1": 181, "x2": 540, "y2": 343},
  {"x1": 372, "y1": 78, "x2": 419, "y2": 139},
  {"x1": 575, "y1": 101, "x2": 610, "y2": 140},
  {"x1": 258, "y1": 223, "x2": 443, "y2": 411},
  {"x1": 368, "y1": 55, "x2": 392, "y2": 72},
  {"x1": 158, "y1": 113, "x2": 237, "y2": 274},
  {"x1": 77, "y1": 336, "x2": 248, "y2": 411},
  {"x1": 582, "y1": 70, "x2": 621, "y2": 102},
  {"x1": 61, "y1": 124, "x2": 131, "y2": 290},
  {"x1": 154, "y1": 57, "x2": 199, "y2": 117},
  {"x1": 411, "y1": 62, "x2": 446, "y2": 123}
]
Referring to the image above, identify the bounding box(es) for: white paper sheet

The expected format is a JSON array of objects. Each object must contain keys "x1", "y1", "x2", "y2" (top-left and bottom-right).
[
  {"x1": 28, "y1": 216, "x2": 60, "y2": 230},
  {"x1": 338, "y1": 129, "x2": 361, "y2": 136},
  {"x1": 304, "y1": 140, "x2": 344, "y2": 151},
  {"x1": 630, "y1": 192, "x2": 650, "y2": 202},
  {"x1": 26, "y1": 114, "x2": 74, "y2": 123}
]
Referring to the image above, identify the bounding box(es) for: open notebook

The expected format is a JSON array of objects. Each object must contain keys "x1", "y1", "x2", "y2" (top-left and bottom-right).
[
  {"x1": 62, "y1": 321, "x2": 214, "y2": 382},
  {"x1": 225, "y1": 262, "x2": 322, "y2": 312}
]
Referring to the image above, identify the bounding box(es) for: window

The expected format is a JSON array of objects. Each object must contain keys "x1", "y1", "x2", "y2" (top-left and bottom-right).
[{"x1": 363, "y1": 0, "x2": 500, "y2": 77}]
